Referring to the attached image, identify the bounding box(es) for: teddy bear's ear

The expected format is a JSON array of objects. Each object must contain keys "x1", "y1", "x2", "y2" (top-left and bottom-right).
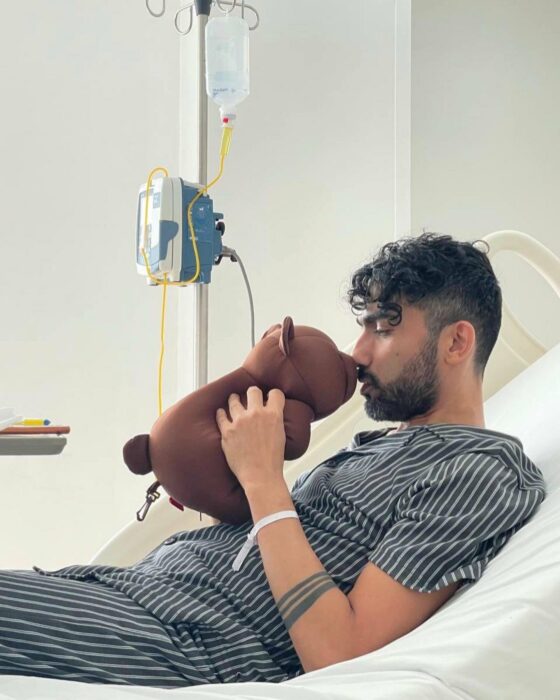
[
  {"x1": 280, "y1": 316, "x2": 295, "y2": 357},
  {"x1": 123, "y1": 434, "x2": 152, "y2": 475},
  {"x1": 260, "y1": 322, "x2": 282, "y2": 340}
]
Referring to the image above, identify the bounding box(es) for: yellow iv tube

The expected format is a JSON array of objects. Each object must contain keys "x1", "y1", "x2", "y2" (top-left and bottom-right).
[{"x1": 141, "y1": 126, "x2": 233, "y2": 416}]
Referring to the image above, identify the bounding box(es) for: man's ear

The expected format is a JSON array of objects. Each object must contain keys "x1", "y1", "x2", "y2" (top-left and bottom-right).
[{"x1": 444, "y1": 321, "x2": 476, "y2": 366}]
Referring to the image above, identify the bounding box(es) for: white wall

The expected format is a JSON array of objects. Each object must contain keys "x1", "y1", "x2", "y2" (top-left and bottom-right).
[
  {"x1": 0, "y1": 1, "x2": 401, "y2": 569},
  {"x1": 0, "y1": 2, "x2": 180, "y2": 569},
  {"x1": 411, "y1": 0, "x2": 560, "y2": 350},
  {"x1": 199, "y1": 0, "x2": 399, "y2": 385}
]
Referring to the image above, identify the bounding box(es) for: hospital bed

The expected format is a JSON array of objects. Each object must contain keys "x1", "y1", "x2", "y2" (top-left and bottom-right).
[{"x1": 1, "y1": 230, "x2": 559, "y2": 699}]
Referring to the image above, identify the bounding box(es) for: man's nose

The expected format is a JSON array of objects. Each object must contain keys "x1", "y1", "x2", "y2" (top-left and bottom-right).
[{"x1": 351, "y1": 332, "x2": 370, "y2": 368}]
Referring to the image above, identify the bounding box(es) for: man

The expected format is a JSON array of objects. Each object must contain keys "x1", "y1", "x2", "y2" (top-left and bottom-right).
[
  {"x1": 0, "y1": 233, "x2": 546, "y2": 687},
  {"x1": 214, "y1": 231, "x2": 546, "y2": 675}
]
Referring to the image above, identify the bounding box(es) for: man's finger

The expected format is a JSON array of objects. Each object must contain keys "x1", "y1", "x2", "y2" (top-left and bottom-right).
[
  {"x1": 216, "y1": 407, "x2": 229, "y2": 431},
  {"x1": 246, "y1": 386, "x2": 263, "y2": 410},
  {"x1": 267, "y1": 388, "x2": 285, "y2": 412},
  {"x1": 228, "y1": 393, "x2": 245, "y2": 419}
]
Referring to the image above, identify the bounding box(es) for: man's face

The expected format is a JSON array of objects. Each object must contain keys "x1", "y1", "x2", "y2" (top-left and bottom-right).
[{"x1": 351, "y1": 301, "x2": 441, "y2": 423}]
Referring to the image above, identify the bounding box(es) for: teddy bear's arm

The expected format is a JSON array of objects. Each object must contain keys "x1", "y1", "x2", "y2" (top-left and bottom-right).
[{"x1": 283, "y1": 399, "x2": 315, "y2": 460}]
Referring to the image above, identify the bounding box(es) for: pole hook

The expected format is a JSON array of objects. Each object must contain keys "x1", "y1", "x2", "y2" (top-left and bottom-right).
[
  {"x1": 145, "y1": 0, "x2": 166, "y2": 18},
  {"x1": 214, "y1": 0, "x2": 259, "y2": 30},
  {"x1": 175, "y1": 3, "x2": 195, "y2": 35}
]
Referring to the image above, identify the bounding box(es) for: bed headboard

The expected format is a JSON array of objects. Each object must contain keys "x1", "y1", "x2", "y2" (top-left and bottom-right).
[
  {"x1": 90, "y1": 230, "x2": 560, "y2": 567},
  {"x1": 479, "y1": 230, "x2": 558, "y2": 398}
]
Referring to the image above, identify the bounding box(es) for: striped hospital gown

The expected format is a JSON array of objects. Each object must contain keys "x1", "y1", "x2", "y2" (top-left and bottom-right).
[{"x1": 0, "y1": 423, "x2": 547, "y2": 687}]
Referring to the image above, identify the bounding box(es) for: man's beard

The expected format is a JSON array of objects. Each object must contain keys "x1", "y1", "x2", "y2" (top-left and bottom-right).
[{"x1": 360, "y1": 334, "x2": 440, "y2": 423}]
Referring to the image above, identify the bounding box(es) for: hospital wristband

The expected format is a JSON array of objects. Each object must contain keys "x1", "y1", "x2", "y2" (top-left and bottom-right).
[{"x1": 232, "y1": 510, "x2": 300, "y2": 572}]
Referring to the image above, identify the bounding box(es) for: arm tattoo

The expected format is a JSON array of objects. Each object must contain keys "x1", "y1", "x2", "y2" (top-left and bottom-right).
[{"x1": 277, "y1": 571, "x2": 337, "y2": 631}]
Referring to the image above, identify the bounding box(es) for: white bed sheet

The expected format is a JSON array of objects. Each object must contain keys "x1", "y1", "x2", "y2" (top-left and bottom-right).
[
  {"x1": 1, "y1": 342, "x2": 559, "y2": 700},
  {"x1": 0, "y1": 671, "x2": 462, "y2": 700}
]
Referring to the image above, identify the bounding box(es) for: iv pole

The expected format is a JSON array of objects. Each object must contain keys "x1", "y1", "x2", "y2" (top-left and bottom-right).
[
  {"x1": 178, "y1": 0, "x2": 212, "y2": 398},
  {"x1": 192, "y1": 0, "x2": 210, "y2": 394},
  {"x1": 178, "y1": 0, "x2": 215, "y2": 523}
]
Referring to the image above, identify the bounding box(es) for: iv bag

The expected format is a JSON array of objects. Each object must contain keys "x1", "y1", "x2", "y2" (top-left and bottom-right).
[{"x1": 205, "y1": 15, "x2": 250, "y2": 116}]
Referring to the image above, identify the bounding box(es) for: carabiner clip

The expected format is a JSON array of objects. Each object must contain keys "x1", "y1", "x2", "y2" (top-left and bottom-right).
[{"x1": 136, "y1": 481, "x2": 161, "y2": 521}]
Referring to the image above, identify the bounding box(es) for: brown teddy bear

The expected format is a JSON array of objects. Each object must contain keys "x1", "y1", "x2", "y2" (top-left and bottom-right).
[{"x1": 123, "y1": 317, "x2": 357, "y2": 524}]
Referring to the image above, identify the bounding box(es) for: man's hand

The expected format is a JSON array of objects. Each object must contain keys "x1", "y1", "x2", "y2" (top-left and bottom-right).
[{"x1": 216, "y1": 386, "x2": 286, "y2": 491}]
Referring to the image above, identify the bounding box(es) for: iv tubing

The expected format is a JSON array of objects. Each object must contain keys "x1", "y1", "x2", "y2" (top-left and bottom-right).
[{"x1": 140, "y1": 126, "x2": 233, "y2": 415}]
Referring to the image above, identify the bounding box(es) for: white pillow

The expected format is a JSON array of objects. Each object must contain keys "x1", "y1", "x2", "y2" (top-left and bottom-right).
[{"x1": 484, "y1": 341, "x2": 560, "y2": 493}]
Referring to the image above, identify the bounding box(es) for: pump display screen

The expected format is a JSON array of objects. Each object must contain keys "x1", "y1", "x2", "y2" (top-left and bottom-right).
[{"x1": 137, "y1": 188, "x2": 161, "y2": 259}]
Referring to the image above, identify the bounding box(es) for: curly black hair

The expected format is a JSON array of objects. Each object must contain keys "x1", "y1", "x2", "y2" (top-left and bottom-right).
[{"x1": 346, "y1": 233, "x2": 502, "y2": 377}]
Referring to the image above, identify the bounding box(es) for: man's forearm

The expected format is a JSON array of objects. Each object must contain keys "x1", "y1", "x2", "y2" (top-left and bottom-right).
[{"x1": 244, "y1": 478, "x2": 358, "y2": 673}]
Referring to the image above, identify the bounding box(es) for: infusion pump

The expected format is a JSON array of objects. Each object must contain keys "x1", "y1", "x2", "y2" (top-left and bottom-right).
[{"x1": 135, "y1": 177, "x2": 224, "y2": 284}]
